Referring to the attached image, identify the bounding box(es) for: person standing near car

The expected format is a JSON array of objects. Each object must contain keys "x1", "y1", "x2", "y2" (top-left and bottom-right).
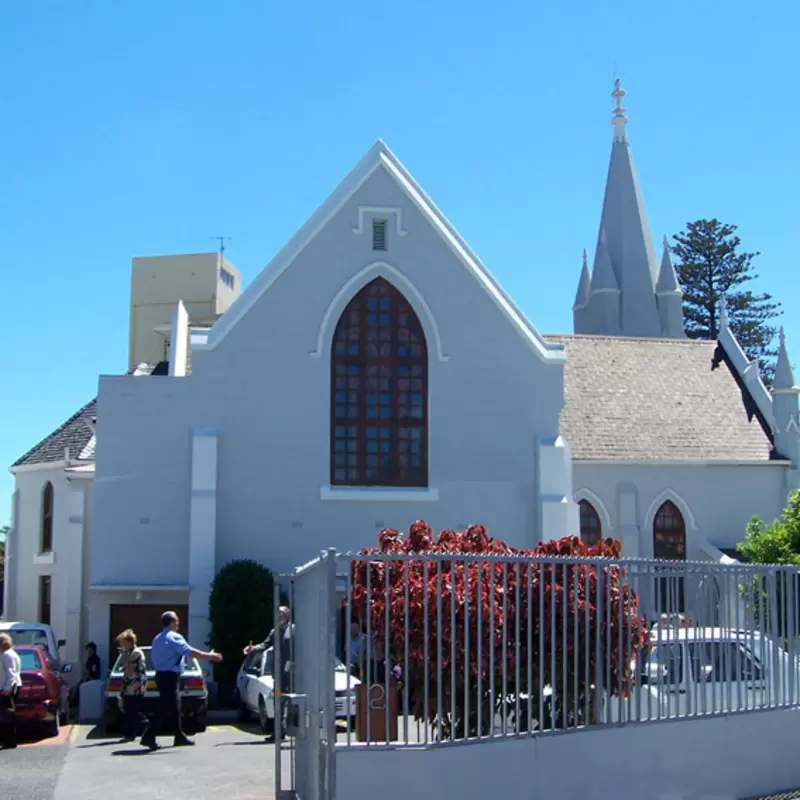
[
  {"x1": 0, "y1": 633, "x2": 22, "y2": 750},
  {"x1": 242, "y1": 606, "x2": 293, "y2": 687},
  {"x1": 140, "y1": 611, "x2": 221, "y2": 751},
  {"x1": 117, "y1": 629, "x2": 147, "y2": 742}
]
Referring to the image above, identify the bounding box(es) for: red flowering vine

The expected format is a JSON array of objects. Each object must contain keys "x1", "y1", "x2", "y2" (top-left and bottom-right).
[{"x1": 348, "y1": 522, "x2": 647, "y2": 738}]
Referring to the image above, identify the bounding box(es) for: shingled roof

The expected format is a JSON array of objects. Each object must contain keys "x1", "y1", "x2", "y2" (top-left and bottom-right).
[
  {"x1": 543, "y1": 334, "x2": 775, "y2": 462},
  {"x1": 11, "y1": 363, "x2": 158, "y2": 469}
]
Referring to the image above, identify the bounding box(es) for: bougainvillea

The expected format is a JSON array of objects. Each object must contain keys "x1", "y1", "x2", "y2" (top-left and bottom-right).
[{"x1": 348, "y1": 522, "x2": 647, "y2": 738}]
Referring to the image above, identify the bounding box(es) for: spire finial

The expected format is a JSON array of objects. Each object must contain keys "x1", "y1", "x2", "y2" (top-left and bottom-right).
[
  {"x1": 611, "y1": 78, "x2": 628, "y2": 140},
  {"x1": 719, "y1": 293, "x2": 729, "y2": 329},
  {"x1": 780, "y1": 325, "x2": 786, "y2": 348},
  {"x1": 662, "y1": 234, "x2": 669, "y2": 252},
  {"x1": 582, "y1": 248, "x2": 588, "y2": 269}
]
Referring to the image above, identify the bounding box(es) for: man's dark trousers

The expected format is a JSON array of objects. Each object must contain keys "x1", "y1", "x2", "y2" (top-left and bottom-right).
[
  {"x1": 141, "y1": 672, "x2": 187, "y2": 745},
  {"x1": 0, "y1": 691, "x2": 18, "y2": 749}
]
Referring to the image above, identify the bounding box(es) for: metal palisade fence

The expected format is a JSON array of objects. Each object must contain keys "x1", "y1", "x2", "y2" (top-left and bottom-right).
[{"x1": 334, "y1": 553, "x2": 800, "y2": 746}]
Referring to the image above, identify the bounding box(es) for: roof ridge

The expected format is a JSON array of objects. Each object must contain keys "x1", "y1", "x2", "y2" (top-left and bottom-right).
[{"x1": 544, "y1": 333, "x2": 715, "y2": 345}]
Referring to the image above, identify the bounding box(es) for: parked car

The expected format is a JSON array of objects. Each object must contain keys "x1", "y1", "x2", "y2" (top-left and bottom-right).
[
  {"x1": 235, "y1": 646, "x2": 361, "y2": 733},
  {"x1": 103, "y1": 646, "x2": 208, "y2": 735},
  {"x1": 607, "y1": 627, "x2": 800, "y2": 722},
  {"x1": 0, "y1": 621, "x2": 65, "y2": 664},
  {"x1": 15, "y1": 645, "x2": 72, "y2": 738}
]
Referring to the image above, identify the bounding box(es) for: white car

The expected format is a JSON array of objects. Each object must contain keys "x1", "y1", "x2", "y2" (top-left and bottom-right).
[
  {"x1": 235, "y1": 646, "x2": 361, "y2": 733},
  {"x1": 0, "y1": 621, "x2": 65, "y2": 664},
  {"x1": 607, "y1": 626, "x2": 800, "y2": 722},
  {"x1": 104, "y1": 646, "x2": 209, "y2": 735}
]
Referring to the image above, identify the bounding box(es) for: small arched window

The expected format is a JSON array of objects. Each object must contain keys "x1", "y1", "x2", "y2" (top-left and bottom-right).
[
  {"x1": 653, "y1": 500, "x2": 687, "y2": 613},
  {"x1": 653, "y1": 501, "x2": 686, "y2": 560},
  {"x1": 40, "y1": 481, "x2": 54, "y2": 553},
  {"x1": 579, "y1": 500, "x2": 602, "y2": 547},
  {"x1": 330, "y1": 278, "x2": 428, "y2": 487}
]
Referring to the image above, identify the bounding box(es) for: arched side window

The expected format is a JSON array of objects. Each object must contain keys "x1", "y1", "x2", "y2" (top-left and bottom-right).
[
  {"x1": 653, "y1": 500, "x2": 687, "y2": 614},
  {"x1": 653, "y1": 501, "x2": 686, "y2": 560},
  {"x1": 579, "y1": 500, "x2": 602, "y2": 547},
  {"x1": 41, "y1": 481, "x2": 54, "y2": 553},
  {"x1": 331, "y1": 277, "x2": 428, "y2": 487}
]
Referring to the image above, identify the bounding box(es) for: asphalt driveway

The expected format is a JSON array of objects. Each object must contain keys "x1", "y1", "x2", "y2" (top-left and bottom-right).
[{"x1": 0, "y1": 722, "x2": 291, "y2": 800}]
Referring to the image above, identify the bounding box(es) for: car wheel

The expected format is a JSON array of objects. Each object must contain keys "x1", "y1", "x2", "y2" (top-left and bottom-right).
[
  {"x1": 193, "y1": 715, "x2": 207, "y2": 734},
  {"x1": 258, "y1": 696, "x2": 274, "y2": 735},
  {"x1": 235, "y1": 690, "x2": 249, "y2": 722}
]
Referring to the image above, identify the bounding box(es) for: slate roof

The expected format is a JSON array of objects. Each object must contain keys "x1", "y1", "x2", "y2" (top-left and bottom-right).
[
  {"x1": 12, "y1": 364, "x2": 157, "y2": 468},
  {"x1": 12, "y1": 398, "x2": 98, "y2": 468},
  {"x1": 543, "y1": 334, "x2": 775, "y2": 462}
]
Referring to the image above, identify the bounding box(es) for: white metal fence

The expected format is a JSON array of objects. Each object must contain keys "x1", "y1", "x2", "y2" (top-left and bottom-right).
[{"x1": 334, "y1": 553, "x2": 800, "y2": 747}]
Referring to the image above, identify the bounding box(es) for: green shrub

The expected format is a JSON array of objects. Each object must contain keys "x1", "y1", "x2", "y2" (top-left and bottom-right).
[{"x1": 208, "y1": 559, "x2": 283, "y2": 693}]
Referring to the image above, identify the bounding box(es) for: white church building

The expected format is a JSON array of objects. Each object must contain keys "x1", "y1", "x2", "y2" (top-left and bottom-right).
[{"x1": 5, "y1": 82, "x2": 799, "y2": 668}]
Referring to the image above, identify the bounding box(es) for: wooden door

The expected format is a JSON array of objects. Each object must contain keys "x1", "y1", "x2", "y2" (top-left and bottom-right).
[{"x1": 108, "y1": 604, "x2": 188, "y2": 666}]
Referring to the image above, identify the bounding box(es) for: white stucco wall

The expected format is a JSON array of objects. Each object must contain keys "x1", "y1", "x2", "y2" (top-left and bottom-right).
[
  {"x1": 336, "y1": 709, "x2": 800, "y2": 800},
  {"x1": 92, "y1": 162, "x2": 568, "y2": 595},
  {"x1": 573, "y1": 461, "x2": 788, "y2": 557},
  {"x1": 8, "y1": 468, "x2": 71, "y2": 638}
]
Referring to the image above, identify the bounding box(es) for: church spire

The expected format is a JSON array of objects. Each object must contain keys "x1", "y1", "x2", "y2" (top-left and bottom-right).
[
  {"x1": 577, "y1": 78, "x2": 662, "y2": 338},
  {"x1": 656, "y1": 236, "x2": 686, "y2": 338},
  {"x1": 588, "y1": 230, "x2": 620, "y2": 334},
  {"x1": 573, "y1": 249, "x2": 591, "y2": 309},
  {"x1": 775, "y1": 327, "x2": 798, "y2": 392},
  {"x1": 572, "y1": 249, "x2": 592, "y2": 334}
]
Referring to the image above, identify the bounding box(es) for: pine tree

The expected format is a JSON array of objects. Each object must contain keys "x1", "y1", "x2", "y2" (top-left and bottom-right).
[{"x1": 671, "y1": 219, "x2": 781, "y2": 381}]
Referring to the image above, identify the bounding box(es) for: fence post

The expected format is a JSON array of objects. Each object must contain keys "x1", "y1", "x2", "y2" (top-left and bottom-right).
[
  {"x1": 324, "y1": 548, "x2": 338, "y2": 800},
  {"x1": 274, "y1": 577, "x2": 283, "y2": 800}
]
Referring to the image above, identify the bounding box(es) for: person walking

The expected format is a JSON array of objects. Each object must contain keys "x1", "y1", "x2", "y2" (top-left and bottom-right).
[
  {"x1": 0, "y1": 633, "x2": 22, "y2": 750},
  {"x1": 140, "y1": 611, "x2": 221, "y2": 751},
  {"x1": 116, "y1": 629, "x2": 147, "y2": 742}
]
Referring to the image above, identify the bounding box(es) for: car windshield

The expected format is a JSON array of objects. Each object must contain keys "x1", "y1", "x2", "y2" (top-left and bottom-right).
[
  {"x1": 17, "y1": 650, "x2": 43, "y2": 671},
  {"x1": 111, "y1": 648, "x2": 194, "y2": 673},
  {"x1": 2, "y1": 629, "x2": 50, "y2": 649}
]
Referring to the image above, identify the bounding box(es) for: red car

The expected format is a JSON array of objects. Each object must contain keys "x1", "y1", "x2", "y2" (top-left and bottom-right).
[{"x1": 15, "y1": 645, "x2": 70, "y2": 738}]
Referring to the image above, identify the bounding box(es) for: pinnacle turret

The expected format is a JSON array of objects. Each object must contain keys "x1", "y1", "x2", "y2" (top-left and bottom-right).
[{"x1": 775, "y1": 327, "x2": 798, "y2": 392}]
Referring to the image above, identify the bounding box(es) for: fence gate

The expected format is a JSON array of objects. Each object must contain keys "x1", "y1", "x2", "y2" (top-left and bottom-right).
[{"x1": 274, "y1": 549, "x2": 338, "y2": 800}]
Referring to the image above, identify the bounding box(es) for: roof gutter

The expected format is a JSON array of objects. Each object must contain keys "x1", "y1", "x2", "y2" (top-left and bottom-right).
[{"x1": 574, "y1": 458, "x2": 789, "y2": 467}]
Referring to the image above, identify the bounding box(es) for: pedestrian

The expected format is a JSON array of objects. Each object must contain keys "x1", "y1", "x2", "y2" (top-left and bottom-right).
[
  {"x1": 0, "y1": 633, "x2": 22, "y2": 750},
  {"x1": 116, "y1": 629, "x2": 147, "y2": 742},
  {"x1": 71, "y1": 641, "x2": 102, "y2": 712},
  {"x1": 140, "y1": 611, "x2": 222, "y2": 751},
  {"x1": 242, "y1": 605, "x2": 293, "y2": 685}
]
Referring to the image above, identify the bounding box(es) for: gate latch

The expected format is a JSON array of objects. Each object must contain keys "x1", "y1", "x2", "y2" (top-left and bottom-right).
[{"x1": 281, "y1": 693, "x2": 308, "y2": 738}]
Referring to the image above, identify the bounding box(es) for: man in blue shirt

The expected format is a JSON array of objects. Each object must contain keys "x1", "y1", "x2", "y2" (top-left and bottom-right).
[{"x1": 140, "y1": 610, "x2": 222, "y2": 751}]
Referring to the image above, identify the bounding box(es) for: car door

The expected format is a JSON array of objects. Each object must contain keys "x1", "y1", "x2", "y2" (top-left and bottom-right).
[
  {"x1": 690, "y1": 640, "x2": 760, "y2": 714},
  {"x1": 244, "y1": 652, "x2": 265, "y2": 711},
  {"x1": 258, "y1": 649, "x2": 276, "y2": 718},
  {"x1": 640, "y1": 642, "x2": 689, "y2": 720}
]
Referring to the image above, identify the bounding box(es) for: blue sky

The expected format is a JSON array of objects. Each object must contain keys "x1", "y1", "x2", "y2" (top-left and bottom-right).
[{"x1": 2, "y1": 1, "x2": 798, "y2": 526}]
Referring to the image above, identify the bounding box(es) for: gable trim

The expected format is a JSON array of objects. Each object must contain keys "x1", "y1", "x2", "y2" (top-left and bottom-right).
[
  {"x1": 309, "y1": 261, "x2": 449, "y2": 362},
  {"x1": 643, "y1": 488, "x2": 698, "y2": 533},
  {"x1": 573, "y1": 487, "x2": 614, "y2": 534},
  {"x1": 196, "y1": 141, "x2": 565, "y2": 366}
]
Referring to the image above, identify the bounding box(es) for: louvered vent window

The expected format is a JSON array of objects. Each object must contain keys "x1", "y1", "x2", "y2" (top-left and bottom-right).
[{"x1": 372, "y1": 219, "x2": 387, "y2": 251}]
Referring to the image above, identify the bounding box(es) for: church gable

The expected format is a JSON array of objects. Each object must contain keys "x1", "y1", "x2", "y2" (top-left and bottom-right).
[
  {"x1": 546, "y1": 335, "x2": 774, "y2": 462},
  {"x1": 195, "y1": 140, "x2": 563, "y2": 368}
]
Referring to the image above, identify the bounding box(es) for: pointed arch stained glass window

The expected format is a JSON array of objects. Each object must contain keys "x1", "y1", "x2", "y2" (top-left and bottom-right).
[{"x1": 330, "y1": 278, "x2": 428, "y2": 487}]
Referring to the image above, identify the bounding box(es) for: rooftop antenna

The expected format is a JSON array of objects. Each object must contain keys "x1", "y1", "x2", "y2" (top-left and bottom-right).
[{"x1": 211, "y1": 236, "x2": 231, "y2": 264}]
